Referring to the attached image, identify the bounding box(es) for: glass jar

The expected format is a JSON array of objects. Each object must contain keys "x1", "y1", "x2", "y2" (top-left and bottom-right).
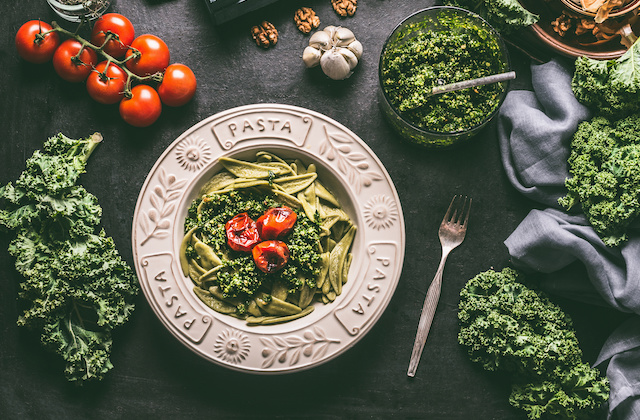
[{"x1": 46, "y1": 0, "x2": 112, "y2": 22}]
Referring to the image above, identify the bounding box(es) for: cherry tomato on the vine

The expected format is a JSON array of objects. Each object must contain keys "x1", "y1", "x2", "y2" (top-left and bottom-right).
[
  {"x1": 53, "y1": 39, "x2": 98, "y2": 83},
  {"x1": 91, "y1": 13, "x2": 135, "y2": 58},
  {"x1": 256, "y1": 207, "x2": 297, "y2": 240},
  {"x1": 86, "y1": 61, "x2": 126, "y2": 104},
  {"x1": 157, "y1": 63, "x2": 197, "y2": 107},
  {"x1": 125, "y1": 34, "x2": 170, "y2": 77},
  {"x1": 225, "y1": 213, "x2": 261, "y2": 252},
  {"x1": 119, "y1": 84, "x2": 162, "y2": 127},
  {"x1": 15, "y1": 20, "x2": 60, "y2": 64},
  {"x1": 252, "y1": 240, "x2": 290, "y2": 274}
]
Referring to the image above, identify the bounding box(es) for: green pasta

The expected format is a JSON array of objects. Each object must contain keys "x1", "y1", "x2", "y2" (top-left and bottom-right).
[{"x1": 181, "y1": 152, "x2": 356, "y2": 325}]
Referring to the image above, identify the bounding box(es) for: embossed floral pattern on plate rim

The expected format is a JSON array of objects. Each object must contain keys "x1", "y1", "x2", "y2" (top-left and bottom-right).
[{"x1": 131, "y1": 104, "x2": 406, "y2": 374}]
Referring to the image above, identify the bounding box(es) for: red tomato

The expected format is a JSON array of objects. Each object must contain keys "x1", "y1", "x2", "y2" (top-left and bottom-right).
[
  {"x1": 256, "y1": 207, "x2": 297, "y2": 240},
  {"x1": 53, "y1": 39, "x2": 98, "y2": 83},
  {"x1": 225, "y1": 213, "x2": 261, "y2": 252},
  {"x1": 125, "y1": 34, "x2": 170, "y2": 77},
  {"x1": 86, "y1": 61, "x2": 126, "y2": 104},
  {"x1": 252, "y1": 241, "x2": 290, "y2": 274},
  {"x1": 157, "y1": 64, "x2": 197, "y2": 107},
  {"x1": 15, "y1": 20, "x2": 60, "y2": 64},
  {"x1": 90, "y1": 13, "x2": 135, "y2": 58},
  {"x1": 119, "y1": 85, "x2": 162, "y2": 127}
]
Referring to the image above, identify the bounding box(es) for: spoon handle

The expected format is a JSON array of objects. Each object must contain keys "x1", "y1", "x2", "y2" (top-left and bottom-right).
[{"x1": 430, "y1": 71, "x2": 516, "y2": 96}]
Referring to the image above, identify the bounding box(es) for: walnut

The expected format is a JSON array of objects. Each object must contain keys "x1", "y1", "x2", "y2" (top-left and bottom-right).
[
  {"x1": 294, "y1": 7, "x2": 320, "y2": 34},
  {"x1": 250, "y1": 21, "x2": 278, "y2": 48},
  {"x1": 332, "y1": 0, "x2": 357, "y2": 17},
  {"x1": 551, "y1": 12, "x2": 574, "y2": 37}
]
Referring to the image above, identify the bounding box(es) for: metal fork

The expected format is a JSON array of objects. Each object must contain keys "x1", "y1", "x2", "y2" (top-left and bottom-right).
[{"x1": 407, "y1": 195, "x2": 471, "y2": 377}]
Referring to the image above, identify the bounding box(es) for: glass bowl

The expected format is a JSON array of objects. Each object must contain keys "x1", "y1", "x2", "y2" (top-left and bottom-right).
[
  {"x1": 46, "y1": 0, "x2": 112, "y2": 22},
  {"x1": 378, "y1": 6, "x2": 511, "y2": 148}
]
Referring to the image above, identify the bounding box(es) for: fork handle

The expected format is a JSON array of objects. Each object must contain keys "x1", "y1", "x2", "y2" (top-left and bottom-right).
[{"x1": 407, "y1": 248, "x2": 451, "y2": 377}]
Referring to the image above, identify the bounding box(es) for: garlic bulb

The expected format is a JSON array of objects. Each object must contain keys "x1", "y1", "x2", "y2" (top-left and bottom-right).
[{"x1": 303, "y1": 26, "x2": 363, "y2": 80}]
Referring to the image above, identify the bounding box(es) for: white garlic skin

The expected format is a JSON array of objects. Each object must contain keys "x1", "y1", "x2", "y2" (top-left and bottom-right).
[
  {"x1": 323, "y1": 26, "x2": 338, "y2": 39},
  {"x1": 303, "y1": 46, "x2": 322, "y2": 68},
  {"x1": 309, "y1": 30, "x2": 331, "y2": 50},
  {"x1": 320, "y1": 49, "x2": 353, "y2": 80},
  {"x1": 347, "y1": 40, "x2": 363, "y2": 60},
  {"x1": 334, "y1": 27, "x2": 355, "y2": 47},
  {"x1": 339, "y1": 47, "x2": 358, "y2": 70}
]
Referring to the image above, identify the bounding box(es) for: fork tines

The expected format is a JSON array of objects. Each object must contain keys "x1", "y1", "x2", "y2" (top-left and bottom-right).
[{"x1": 444, "y1": 195, "x2": 471, "y2": 226}]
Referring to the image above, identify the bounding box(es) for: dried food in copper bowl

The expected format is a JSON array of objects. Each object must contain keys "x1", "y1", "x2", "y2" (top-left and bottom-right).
[
  {"x1": 560, "y1": 0, "x2": 640, "y2": 22},
  {"x1": 520, "y1": 0, "x2": 640, "y2": 59}
]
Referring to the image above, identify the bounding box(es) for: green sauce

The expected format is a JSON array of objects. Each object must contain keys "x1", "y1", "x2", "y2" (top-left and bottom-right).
[
  {"x1": 184, "y1": 190, "x2": 321, "y2": 308},
  {"x1": 381, "y1": 10, "x2": 506, "y2": 133}
]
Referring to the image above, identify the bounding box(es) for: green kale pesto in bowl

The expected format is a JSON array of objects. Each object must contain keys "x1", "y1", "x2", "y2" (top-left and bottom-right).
[{"x1": 378, "y1": 6, "x2": 511, "y2": 148}]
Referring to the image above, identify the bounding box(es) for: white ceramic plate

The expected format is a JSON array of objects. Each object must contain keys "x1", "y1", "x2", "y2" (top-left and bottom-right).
[{"x1": 132, "y1": 104, "x2": 405, "y2": 373}]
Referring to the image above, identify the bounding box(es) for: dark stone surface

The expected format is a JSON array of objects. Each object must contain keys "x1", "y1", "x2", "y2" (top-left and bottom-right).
[{"x1": 0, "y1": 1, "x2": 627, "y2": 418}]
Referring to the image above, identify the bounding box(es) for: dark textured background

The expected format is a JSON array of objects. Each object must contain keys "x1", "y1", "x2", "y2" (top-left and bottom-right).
[{"x1": 0, "y1": 0, "x2": 629, "y2": 419}]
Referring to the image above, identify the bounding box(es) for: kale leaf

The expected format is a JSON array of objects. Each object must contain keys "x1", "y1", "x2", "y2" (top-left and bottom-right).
[
  {"x1": 459, "y1": 268, "x2": 609, "y2": 419},
  {"x1": 510, "y1": 363, "x2": 611, "y2": 420},
  {"x1": 558, "y1": 114, "x2": 640, "y2": 247},
  {"x1": 444, "y1": 0, "x2": 539, "y2": 35},
  {"x1": 0, "y1": 133, "x2": 138, "y2": 384},
  {"x1": 572, "y1": 38, "x2": 640, "y2": 118}
]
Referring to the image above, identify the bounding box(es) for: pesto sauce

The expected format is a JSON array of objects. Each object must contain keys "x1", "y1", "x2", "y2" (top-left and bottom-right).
[
  {"x1": 184, "y1": 190, "x2": 321, "y2": 306},
  {"x1": 381, "y1": 11, "x2": 506, "y2": 133}
]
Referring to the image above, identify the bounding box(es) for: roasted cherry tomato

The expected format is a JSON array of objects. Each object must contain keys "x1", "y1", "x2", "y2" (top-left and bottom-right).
[
  {"x1": 157, "y1": 63, "x2": 197, "y2": 107},
  {"x1": 252, "y1": 240, "x2": 290, "y2": 273},
  {"x1": 256, "y1": 207, "x2": 297, "y2": 240},
  {"x1": 15, "y1": 20, "x2": 60, "y2": 64},
  {"x1": 119, "y1": 85, "x2": 162, "y2": 128},
  {"x1": 86, "y1": 61, "x2": 126, "y2": 104},
  {"x1": 53, "y1": 39, "x2": 98, "y2": 83},
  {"x1": 225, "y1": 213, "x2": 261, "y2": 252},
  {"x1": 90, "y1": 13, "x2": 135, "y2": 58},
  {"x1": 125, "y1": 34, "x2": 170, "y2": 77}
]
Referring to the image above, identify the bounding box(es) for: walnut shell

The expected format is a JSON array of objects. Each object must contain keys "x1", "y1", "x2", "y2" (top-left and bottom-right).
[
  {"x1": 251, "y1": 21, "x2": 278, "y2": 48},
  {"x1": 294, "y1": 7, "x2": 320, "y2": 34},
  {"x1": 332, "y1": 0, "x2": 357, "y2": 17}
]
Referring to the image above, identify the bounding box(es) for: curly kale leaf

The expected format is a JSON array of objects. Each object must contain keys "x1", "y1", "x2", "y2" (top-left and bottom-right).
[
  {"x1": 558, "y1": 114, "x2": 640, "y2": 247},
  {"x1": 0, "y1": 133, "x2": 103, "y2": 239},
  {"x1": 444, "y1": 0, "x2": 539, "y2": 35},
  {"x1": 458, "y1": 268, "x2": 609, "y2": 419},
  {"x1": 11, "y1": 231, "x2": 138, "y2": 383},
  {"x1": 572, "y1": 38, "x2": 640, "y2": 118},
  {"x1": 0, "y1": 133, "x2": 138, "y2": 384},
  {"x1": 510, "y1": 363, "x2": 610, "y2": 420},
  {"x1": 458, "y1": 268, "x2": 581, "y2": 376},
  {"x1": 42, "y1": 319, "x2": 114, "y2": 383}
]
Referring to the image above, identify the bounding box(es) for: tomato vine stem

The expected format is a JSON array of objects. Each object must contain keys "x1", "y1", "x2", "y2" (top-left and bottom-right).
[{"x1": 50, "y1": 20, "x2": 163, "y2": 97}]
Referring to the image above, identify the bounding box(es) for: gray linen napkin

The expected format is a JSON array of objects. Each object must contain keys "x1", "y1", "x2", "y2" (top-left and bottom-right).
[
  {"x1": 497, "y1": 58, "x2": 640, "y2": 420},
  {"x1": 499, "y1": 59, "x2": 591, "y2": 208}
]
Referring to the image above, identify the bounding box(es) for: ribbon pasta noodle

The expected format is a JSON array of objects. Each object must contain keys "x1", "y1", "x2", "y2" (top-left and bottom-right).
[{"x1": 180, "y1": 152, "x2": 356, "y2": 325}]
